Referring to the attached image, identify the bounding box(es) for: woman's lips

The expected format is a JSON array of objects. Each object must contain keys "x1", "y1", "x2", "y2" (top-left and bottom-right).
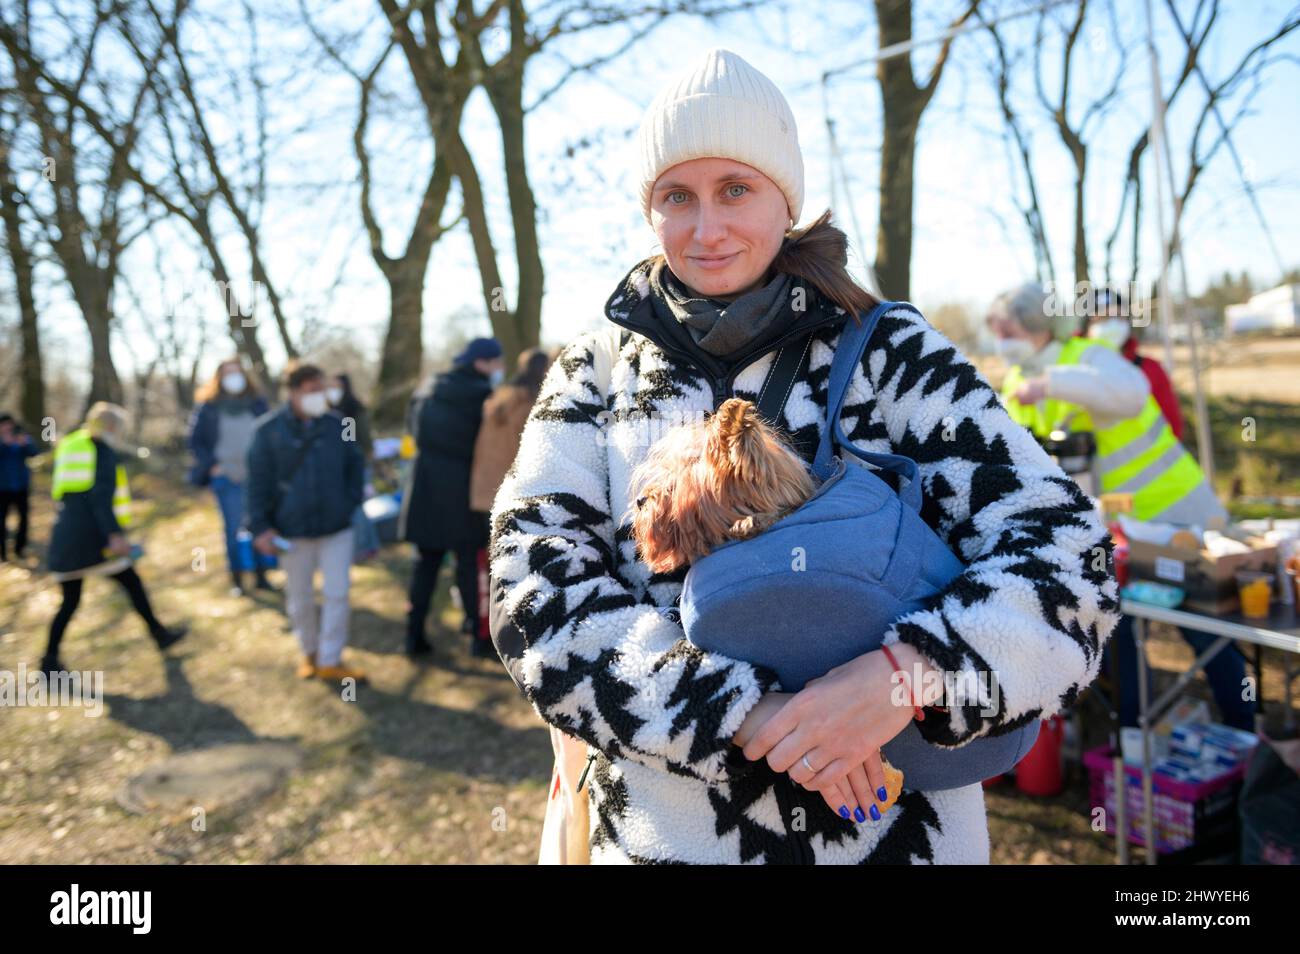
[{"x1": 689, "y1": 252, "x2": 739, "y2": 271}]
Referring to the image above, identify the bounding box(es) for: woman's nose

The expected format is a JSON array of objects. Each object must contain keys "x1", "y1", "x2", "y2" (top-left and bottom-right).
[{"x1": 692, "y1": 203, "x2": 727, "y2": 245}]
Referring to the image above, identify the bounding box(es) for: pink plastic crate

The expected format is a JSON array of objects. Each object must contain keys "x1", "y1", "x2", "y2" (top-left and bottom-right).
[{"x1": 1083, "y1": 744, "x2": 1247, "y2": 855}]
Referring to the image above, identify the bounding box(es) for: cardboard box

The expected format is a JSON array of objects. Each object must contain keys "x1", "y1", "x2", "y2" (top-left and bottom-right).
[{"x1": 1128, "y1": 536, "x2": 1278, "y2": 614}]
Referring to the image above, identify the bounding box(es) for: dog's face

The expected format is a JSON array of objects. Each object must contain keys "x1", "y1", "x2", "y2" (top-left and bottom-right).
[{"x1": 628, "y1": 398, "x2": 816, "y2": 574}]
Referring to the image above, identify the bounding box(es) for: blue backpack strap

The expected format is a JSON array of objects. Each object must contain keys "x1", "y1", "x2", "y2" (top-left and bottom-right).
[{"x1": 812, "y1": 300, "x2": 925, "y2": 512}]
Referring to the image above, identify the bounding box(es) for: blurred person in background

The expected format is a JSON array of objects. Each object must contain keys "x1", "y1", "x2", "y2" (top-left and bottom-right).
[
  {"x1": 41, "y1": 402, "x2": 188, "y2": 674},
  {"x1": 398, "y1": 337, "x2": 503, "y2": 659},
  {"x1": 469, "y1": 348, "x2": 552, "y2": 515},
  {"x1": 0, "y1": 411, "x2": 39, "y2": 563},
  {"x1": 187, "y1": 358, "x2": 272, "y2": 596},
  {"x1": 988, "y1": 283, "x2": 1248, "y2": 730},
  {"x1": 987, "y1": 281, "x2": 1223, "y2": 527},
  {"x1": 246, "y1": 363, "x2": 366, "y2": 682},
  {"x1": 327, "y1": 373, "x2": 379, "y2": 560},
  {"x1": 1080, "y1": 286, "x2": 1185, "y2": 440}
]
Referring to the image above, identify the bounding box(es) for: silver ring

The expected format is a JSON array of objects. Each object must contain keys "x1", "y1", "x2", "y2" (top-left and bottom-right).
[{"x1": 801, "y1": 754, "x2": 814, "y2": 773}]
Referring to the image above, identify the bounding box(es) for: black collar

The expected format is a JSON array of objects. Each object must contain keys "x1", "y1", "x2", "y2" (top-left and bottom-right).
[{"x1": 603, "y1": 257, "x2": 850, "y2": 383}]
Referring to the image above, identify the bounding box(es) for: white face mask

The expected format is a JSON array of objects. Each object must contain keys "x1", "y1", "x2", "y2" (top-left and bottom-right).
[
  {"x1": 1088, "y1": 318, "x2": 1131, "y2": 349},
  {"x1": 298, "y1": 391, "x2": 329, "y2": 418},
  {"x1": 325, "y1": 386, "x2": 344, "y2": 405},
  {"x1": 222, "y1": 372, "x2": 247, "y2": 394},
  {"x1": 488, "y1": 368, "x2": 505, "y2": 387},
  {"x1": 996, "y1": 337, "x2": 1036, "y2": 365}
]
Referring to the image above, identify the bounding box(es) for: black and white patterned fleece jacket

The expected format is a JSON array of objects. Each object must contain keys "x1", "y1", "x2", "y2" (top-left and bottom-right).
[{"x1": 488, "y1": 258, "x2": 1119, "y2": 864}]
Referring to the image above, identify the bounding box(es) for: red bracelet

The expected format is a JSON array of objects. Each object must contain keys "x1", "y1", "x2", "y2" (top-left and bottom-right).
[{"x1": 881, "y1": 644, "x2": 925, "y2": 722}]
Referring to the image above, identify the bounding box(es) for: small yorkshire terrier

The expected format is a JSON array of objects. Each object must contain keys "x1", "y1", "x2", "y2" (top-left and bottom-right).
[
  {"x1": 627, "y1": 399, "x2": 908, "y2": 816},
  {"x1": 628, "y1": 398, "x2": 818, "y2": 573}
]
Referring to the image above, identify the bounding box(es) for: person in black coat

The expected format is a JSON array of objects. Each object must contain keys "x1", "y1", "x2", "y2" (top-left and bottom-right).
[
  {"x1": 42, "y1": 403, "x2": 187, "y2": 674},
  {"x1": 399, "y1": 337, "x2": 503, "y2": 657}
]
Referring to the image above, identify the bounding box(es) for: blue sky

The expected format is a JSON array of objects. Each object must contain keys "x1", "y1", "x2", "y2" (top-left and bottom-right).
[{"x1": 9, "y1": 0, "x2": 1300, "y2": 385}]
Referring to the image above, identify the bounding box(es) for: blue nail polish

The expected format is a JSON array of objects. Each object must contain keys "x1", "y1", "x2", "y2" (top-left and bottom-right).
[
  {"x1": 870, "y1": 804, "x2": 881, "y2": 821},
  {"x1": 838, "y1": 805, "x2": 850, "y2": 819},
  {"x1": 877, "y1": 786, "x2": 888, "y2": 801},
  {"x1": 853, "y1": 806, "x2": 866, "y2": 822}
]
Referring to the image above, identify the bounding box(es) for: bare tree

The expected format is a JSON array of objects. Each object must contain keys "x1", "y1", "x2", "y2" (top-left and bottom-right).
[
  {"x1": 1031, "y1": 0, "x2": 1128, "y2": 285},
  {"x1": 979, "y1": 7, "x2": 1052, "y2": 282},
  {"x1": 0, "y1": 1, "x2": 163, "y2": 407},
  {"x1": 0, "y1": 103, "x2": 46, "y2": 430},
  {"x1": 138, "y1": 0, "x2": 300, "y2": 362},
  {"x1": 302, "y1": 0, "x2": 474, "y2": 428},
  {"x1": 873, "y1": 0, "x2": 982, "y2": 300},
  {"x1": 982, "y1": 0, "x2": 1299, "y2": 290}
]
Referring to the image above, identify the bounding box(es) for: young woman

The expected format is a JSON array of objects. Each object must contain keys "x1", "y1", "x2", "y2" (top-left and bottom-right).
[
  {"x1": 187, "y1": 358, "x2": 272, "y2": 595},
  {"x1": 469, "y1": 348, "x2": 551, "y2": 515},
  {"x1": 42, "y1": 403, "x2": 187, "y2": 673},
  {"x1": 488, "y1": 49, "x2": 1119, "y2": 864}
]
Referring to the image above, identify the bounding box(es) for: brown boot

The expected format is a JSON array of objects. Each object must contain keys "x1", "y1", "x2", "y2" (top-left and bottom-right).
[
  {"x1": 314, "y1": 661, "x2": 367, "y2": 684},
  {"x1": 296, "y1": 654, "x2": 317, "y2": 679}
]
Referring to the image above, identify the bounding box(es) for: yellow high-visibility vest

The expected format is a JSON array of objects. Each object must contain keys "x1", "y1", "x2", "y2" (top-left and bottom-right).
[
  {"x1": 1000, "y1": 338, "x2": 1207, "y2": 521},
  {"x1": 51, "y1": 429, "x2": 132, "y2": 528}
]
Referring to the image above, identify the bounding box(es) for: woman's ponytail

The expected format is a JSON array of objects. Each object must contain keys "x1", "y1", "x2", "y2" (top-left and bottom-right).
[{"x1": 773, "y1": 209, "x2": 879, "y2": 319}]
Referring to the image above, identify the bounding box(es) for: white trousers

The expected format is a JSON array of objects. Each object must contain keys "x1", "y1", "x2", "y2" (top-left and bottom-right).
[{"x1": 281, "y1": 527, "x2": 353, "y2": 666}]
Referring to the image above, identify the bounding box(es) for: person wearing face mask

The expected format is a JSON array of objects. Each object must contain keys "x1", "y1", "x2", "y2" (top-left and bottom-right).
[
  {"x1": 988, "y1": 282, "x2": 1224, "y2": 526},
  {"x1": 326, "y1": 373, "x2": 379, "y2": 560},
  {"x1": 398, "y1": 337, "x2": 503, "y2": 659},
  {"x1": 990, "y1": 284, "x2": 1249, "y2": 730},
  {"x1": 246, "y1": 362, "x2": 366, "y2": 682},
  {"x1": 1082, "y1": 287, "x2": 1186, "y2": 440},
  {"x1": 41, "y1": 403, "x2": 188, "y2": 674},
  {"x1": 187, "y1": 358, "x2": 272, "y2": 596}
]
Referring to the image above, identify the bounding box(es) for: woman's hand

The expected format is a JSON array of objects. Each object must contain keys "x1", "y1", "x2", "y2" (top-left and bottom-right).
[
  {"x1": 741, "y1": 645, "x2": 937, "y2": 794},
  {"x1": 733, "y1": 691, "x2": 873, "y2": 820},
  {"x1": 731, "y1": 691, "x2": 792, "y2": 750},
  {"x1": 106, "y1": 533, "x2": 131, "y2": 557}
]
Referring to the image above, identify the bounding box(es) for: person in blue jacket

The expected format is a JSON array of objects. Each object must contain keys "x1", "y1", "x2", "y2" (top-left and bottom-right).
[
  {"x1": 187, "y1": 358, "x2": 272, "y2": 596},
  {"x1": 246, "y1": 362, "x2": 366, "y2": 682},
  {"x1": 0, "y1": 412, "x2": 39, "y2": 562}
]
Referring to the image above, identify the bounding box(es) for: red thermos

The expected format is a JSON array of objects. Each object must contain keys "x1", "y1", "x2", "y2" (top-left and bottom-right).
[{"x1": 1015, "y1": 715, "x2": 1065, "y2": 797}]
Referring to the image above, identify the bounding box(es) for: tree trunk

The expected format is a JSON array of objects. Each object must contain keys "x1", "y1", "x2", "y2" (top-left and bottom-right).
[
  {"x1": 82, "y1": 278, "x2": 123, "y2": 408},
  {"x1": 0, "y1": 136, "x2": 46, "y2": 430},
  {"x1": 873, "y1": 0, "x2": 971, "y2": 301},
  {"x1": 374, "y1": 269, "x2": 426, "y2": 429},
  {"x1": 482, "y1": 11, "x2": 543, "y2": 368},
  {"x1": 875, "y1": 111, "x2": 920, "y2": 301}
]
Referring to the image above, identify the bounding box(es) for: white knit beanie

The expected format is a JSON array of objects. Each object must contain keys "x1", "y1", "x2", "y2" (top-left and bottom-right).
[{"x1": 637, "y1": 48, "x2": 804, "y2": 227}]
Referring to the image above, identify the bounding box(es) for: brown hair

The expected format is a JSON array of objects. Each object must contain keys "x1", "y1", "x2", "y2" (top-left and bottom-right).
[
  {"x1": 649, "y1": 209, "x2": 879, "y2": 320},
  {"x1": 773, "y1": 210, "x2": 879, "y2": 318},
  {"x1": 195, "y1": 357, "x2": 263, "y2": 404},
  {"x1": 628, "y1": 397, "x2": 815, "y2": 573},
  {"x1": 284, "y1": 361, "x2": 324, "y2": 391},
  {"x1": 510, "y1": 347, "x2": 552, "y2": 398}
]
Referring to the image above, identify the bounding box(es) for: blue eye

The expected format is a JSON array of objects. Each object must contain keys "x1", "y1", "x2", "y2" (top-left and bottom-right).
[
  {"x1": 726, "y1": 183, "x2": 748, "y2": 198},
  {"x1": 667, "y1": 191, "x2": 688, "y2": 205}
]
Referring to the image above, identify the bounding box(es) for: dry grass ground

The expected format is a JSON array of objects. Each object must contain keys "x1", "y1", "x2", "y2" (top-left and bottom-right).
[{"x1": 1, "y1": 466, "x2": 1296, "y2": 865}]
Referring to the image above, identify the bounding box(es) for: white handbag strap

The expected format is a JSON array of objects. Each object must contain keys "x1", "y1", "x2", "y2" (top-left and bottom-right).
[{"x1": 591, "y1": 325, "x2": 628, "y2": 401}]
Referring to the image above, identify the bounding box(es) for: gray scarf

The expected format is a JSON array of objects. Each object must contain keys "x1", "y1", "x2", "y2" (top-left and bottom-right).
[{"x1": 648, "y1": 258, "x2": 797, "y2": 361}]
